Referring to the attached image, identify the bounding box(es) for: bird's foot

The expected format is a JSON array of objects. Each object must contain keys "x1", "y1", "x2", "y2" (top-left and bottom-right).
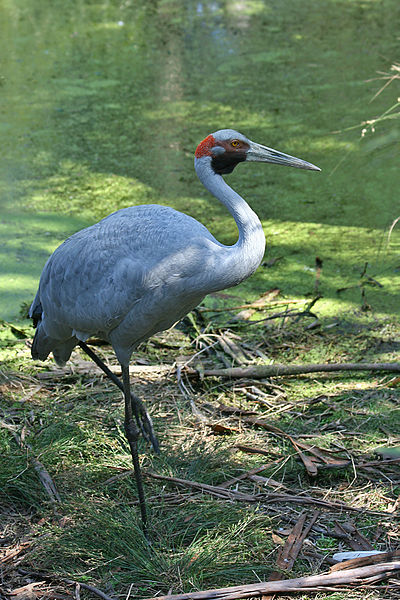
[{"x1": 131, "y1": 392, "x2": 160, "y2": 454}]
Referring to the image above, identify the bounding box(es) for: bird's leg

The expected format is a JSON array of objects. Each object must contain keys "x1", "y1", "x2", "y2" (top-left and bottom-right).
[
  {"x1": 78, "y1": 341, "x2": 159, "y2": 453},
  {"x1": 122, "y1": 363, "x2": 148, "y2": 531}
]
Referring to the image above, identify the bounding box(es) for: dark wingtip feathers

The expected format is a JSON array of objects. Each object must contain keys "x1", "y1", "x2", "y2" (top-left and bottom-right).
[{"x1": 30, "y1": 300, "x2": 43, "y2": 328}]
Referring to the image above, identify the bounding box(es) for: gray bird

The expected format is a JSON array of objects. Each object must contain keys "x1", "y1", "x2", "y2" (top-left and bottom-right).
[{"x1": 30, "y1": 129, "x2": 320, "y2": 529}]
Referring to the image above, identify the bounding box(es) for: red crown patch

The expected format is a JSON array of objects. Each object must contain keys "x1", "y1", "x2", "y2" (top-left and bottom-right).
[{"x1": 195, "y1": 134, "x2": 216, "y2": 158}]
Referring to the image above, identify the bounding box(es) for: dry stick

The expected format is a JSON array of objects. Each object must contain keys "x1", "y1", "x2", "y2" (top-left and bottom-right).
[
  {"x1": 358, "y1": 457, "x2": 400, "y2": 469},
  {"x1": 281, "y1": 511, "x2": 320, "y2": 570},
  {"x1": 143, "y1": 560, "x2": 400, "y2": 600},
  {"x1": 260, "y1": 492, "x2": 391, "y2": 515},
  {"x1": 146, "y1": 472, "x2": 258, "y2": 502},
  {"x1": 334, "y1": 521, "x2": 374, "y2": 552},
  {"x1": 234, "y1": 421, "x2": 338, "y2": 477},
  {"x1": 0, "y1": 542, "x2": 32, "y2": 566},
  {"x1": 277, "y1": 436, "x2": 350, "y2": 474},
  {"x1": 145, "y1": 472, "x2": 389, "y2": 515},
  {"x1": 217, "y1": 403, "x2": 257, "y2": 417},
  {"x1": 259, "y1": 493, "x2": 378, "y2": 514},
  {"x1": 287, "y1": 437, "x2": 318, "y2": 477},
  {"x1": 247, "y1": 474, "x2": 291, "y2": 492},
  {"x1": 316, "y1": 456, "x2": 400, "y2": 472},
  {"x1": 1, "y1": 421, "x2": 61, "y2": 504},
  {"x1": 333, "y1": 522, "x2": 364, "y2": 551},
  {"x1": 218, "y1": 460, "x2": 283, "y2": 489},
  {"x1": 18, "y1": 569, "x2": 117, "y2": 600},
  {"x1": 75, "y1": 582, "x2": 81, "y2": 600},
  {"x1": 237, "y1": 431, "x2": 386, "y2": 475},
  {"x1": 331, "y1": 549, "x2": 400, "y2": 571},
  {"x1": 36, "y1": 363, "x2": 172, "y2": 380},
  {"x1": 192, "y1": 361, "x2": 400, "y2": 379},
  {"x1": 29, "y1": 456, "x2": 62, "y2": 504},
  {"x1": 263, "y1": 511, "x2": 320, "y2": 600},
  {"x1": 9, "y1": 582, "x2": 49, "y2": 596},
  {"x1": 209, "y1": 423, "x2": 241, "y2": 435},
  {"x1": 235, "y1": 444, "x2": 274, "y2": 457}
]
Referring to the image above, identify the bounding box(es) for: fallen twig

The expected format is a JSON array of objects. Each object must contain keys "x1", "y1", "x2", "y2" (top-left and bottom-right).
[
  {"x1": 209, "y1": 423, "x2": 241, "y2": 435},
  {"x1": 358, "y1": 457, "x2": 400, "y2": 469},
  {"x1": 216, "y1": 403, "x2": 257, "y2": 417},
  {"x1": 235, "y1": 444, "x2": 274, "y2": 457},
  {"x1": 260, "y1": 492, "x2": 386, "y2": 514},
  {"x1": 188, "y1": 361, "x2": 400, "y2": 379},
  {"x1": 216, "y1": 333, "x2": 250, "y2": 365},
  {"x1": 17, "y1": 569, "x2": 117, "y2": 600},
  {"x1": 331, "y1": 550, "x2": 400, "y2": 571},
  {"x1": 277, "y1": 511, "x2": 320, "y2": 571},
  {"x1": 7, "y1": 581, "x2": 52, "y2": 599},
  {"x1": 263, "y1": 512, "x2": 319, "y2": 600},
  {"x1": 29, "y1": 456, "x2": 62, "y2": 503},
  {"x1": 333, "y1": 521, "x2": 374, "y2": 551},
  {"x1": 145, "y1": 472, "x2": 258, "y2": 502},
  {"x1": 0, "y1": 419, "x2": 61, "y2": 504},
  {"x1": 143, "y1": 553, "x2": 400, "y2": 600},
  {"x1": 0, "y1": 542, "x2": 32, "y2": 566},
  {"x1": 219, "y1": 460, "x2": 283, "y2": 489},
  {"x1": 247, "y1": 474, "x2": 291, "y2": 492},
  {"x1": 263, "y1": 511, "x2": 320, "y2": 600},
  {"x1": 145, "y1": 472, "x2": 390, "y2": 515},
  {"x1": 36, "y1": 362, "x2": 172, "y2": 380},
  {"x1": 235, "y1": 422, "x2": 348, "y2": 476}
]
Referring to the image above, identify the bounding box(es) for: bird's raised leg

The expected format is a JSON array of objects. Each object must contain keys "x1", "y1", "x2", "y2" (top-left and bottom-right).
[
  {"x1": 78, "y1": 341, "x2": 159, "y2": 453},
  {"x1": 122, "y1": 362, "x2": 148, "y2": 531}
]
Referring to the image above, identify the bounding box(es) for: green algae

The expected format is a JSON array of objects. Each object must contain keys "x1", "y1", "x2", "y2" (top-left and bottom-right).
[{"x1": 0, "y1": 0, "x2": 399, "y2": 321}]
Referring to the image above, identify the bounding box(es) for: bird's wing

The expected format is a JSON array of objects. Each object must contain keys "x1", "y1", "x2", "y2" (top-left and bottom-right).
[
  {"x1": 35, "y1": 205, "x2": 220, "y2": 341},
  {"x1": 38, "y1": 231, "x2": 145, "y2": 338}
]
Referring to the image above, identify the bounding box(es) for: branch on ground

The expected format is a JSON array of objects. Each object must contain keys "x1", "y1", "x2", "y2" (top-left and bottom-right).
[
  {"x1": 186, "y1": 361, "x2": 400, "y2": 379},
  {"x1": 143, "y1": 552, "x2": 400, "y2": 600}
]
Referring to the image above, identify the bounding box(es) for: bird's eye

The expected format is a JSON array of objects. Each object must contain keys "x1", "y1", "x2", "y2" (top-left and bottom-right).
[{"x1": 231, "y1": 140, "x2": 240, "y2": 147}]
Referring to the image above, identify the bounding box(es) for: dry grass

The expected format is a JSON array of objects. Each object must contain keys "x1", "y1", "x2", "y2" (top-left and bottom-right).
[{"x1": 1, "y1": 308, "x2": 400, "y2": 599}]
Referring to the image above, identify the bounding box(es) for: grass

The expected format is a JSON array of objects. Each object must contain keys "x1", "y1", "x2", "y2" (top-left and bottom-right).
[
  {"x1": 1, "y1": 0, "x2": 400, "y2": 597},
  {"x1": 1, "y1": 312, "x2": 399, "y2": 598}
]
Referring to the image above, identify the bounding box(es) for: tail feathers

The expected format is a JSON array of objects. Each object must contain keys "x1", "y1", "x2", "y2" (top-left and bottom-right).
[
  {"x1": 29, "y1": 294, "x2": 43, "y2": 328},
  {"x1": 52, "y1": 338, "x2": 77, "y2": 367},
  {"x1": 31, "y1": 326, "x2": 52, "y2": 361},
  {"x1": 31, "y1": 324, "x2": 76, "y2": 367}
]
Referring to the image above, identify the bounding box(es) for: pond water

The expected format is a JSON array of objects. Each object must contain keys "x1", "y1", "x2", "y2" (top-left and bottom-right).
[{"x1": 1, "y1": 0, "x2": 399, "y2": 320}]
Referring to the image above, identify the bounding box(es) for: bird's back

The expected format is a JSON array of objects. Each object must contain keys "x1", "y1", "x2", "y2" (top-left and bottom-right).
[{"x1": 31, "y1": 204, "x2": 225, "y2": 364}]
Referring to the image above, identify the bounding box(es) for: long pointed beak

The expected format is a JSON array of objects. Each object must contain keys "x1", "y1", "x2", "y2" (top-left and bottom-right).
[{"x1": 247, "y1": 141, "x2": 320, "y2": 171}]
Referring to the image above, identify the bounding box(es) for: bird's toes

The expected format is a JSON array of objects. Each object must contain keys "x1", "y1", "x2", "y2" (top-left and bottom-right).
[{"x1": 131, "y1": 393, "x2": 160, "y2": 454}]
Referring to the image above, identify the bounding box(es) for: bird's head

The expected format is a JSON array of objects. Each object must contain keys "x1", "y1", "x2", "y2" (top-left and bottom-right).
[{"x1": 195, "y1": 129, "x2": 320, "y2": 175}]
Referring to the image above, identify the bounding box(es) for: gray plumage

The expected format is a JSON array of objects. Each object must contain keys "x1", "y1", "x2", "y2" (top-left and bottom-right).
[
  {"x1": 31, "y1": 204, "x2": 242, "y2": 366},
  {"x1": 30, "y1": 129, "x2": 319, "y2": 369},
  {"x1": 30, "y1": 129, "x2": 320, "y2": 529}
]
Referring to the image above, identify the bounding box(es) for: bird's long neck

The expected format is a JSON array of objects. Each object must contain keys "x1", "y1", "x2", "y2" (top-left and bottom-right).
[{"x1": 195, "y1": 157, "x2": 265, "y2": 290}]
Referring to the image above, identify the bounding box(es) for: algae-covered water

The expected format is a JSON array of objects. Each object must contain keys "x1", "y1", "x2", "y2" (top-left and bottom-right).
[{"x1": 1, "y1": 0, "x2": 399, "y2": 321}]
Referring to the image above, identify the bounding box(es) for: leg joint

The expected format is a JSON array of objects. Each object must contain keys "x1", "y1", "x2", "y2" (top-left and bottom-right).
[{"x1": 124, "y1": 418, "x2": 139, "y2": 442}]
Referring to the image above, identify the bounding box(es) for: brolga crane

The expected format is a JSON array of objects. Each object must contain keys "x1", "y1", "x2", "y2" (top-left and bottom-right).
[{"x1": 30, "y1": 129, "x2": 320, "y2": 530}]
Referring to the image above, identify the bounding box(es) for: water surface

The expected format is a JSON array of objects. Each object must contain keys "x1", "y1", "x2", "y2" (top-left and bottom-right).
[{"x1": 1, "y1": 0, "x2": 399, "y2": 319}]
